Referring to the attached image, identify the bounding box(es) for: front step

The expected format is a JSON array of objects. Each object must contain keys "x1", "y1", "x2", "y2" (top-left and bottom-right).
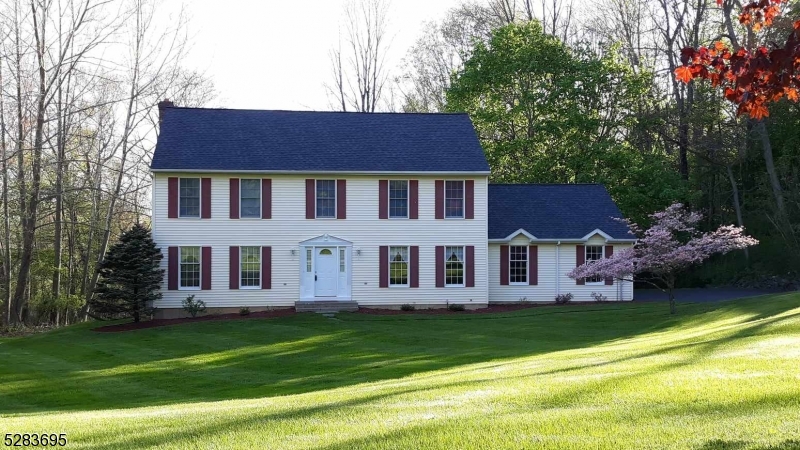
[{"x1": 295, "y1": 301, "x2": 359, "y2": 313}]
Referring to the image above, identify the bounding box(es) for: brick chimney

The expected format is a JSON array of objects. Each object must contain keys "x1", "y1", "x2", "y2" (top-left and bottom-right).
[{"x1": 157, "y1": 99, "x2": 174, "y2": 125}]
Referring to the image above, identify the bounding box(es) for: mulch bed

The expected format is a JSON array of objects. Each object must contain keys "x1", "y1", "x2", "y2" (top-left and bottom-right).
[
  {"x1": 358, "y1": 303, "x2": 559, "y2": 315},
  {"x1": 92, "y1": 309, "x2": 296, "y2": 333}
]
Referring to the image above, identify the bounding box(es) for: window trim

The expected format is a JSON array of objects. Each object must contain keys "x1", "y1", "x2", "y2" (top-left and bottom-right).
[
  {"x1": 509, "y1": 245, "x2": 528, "y2": 285},
  {"x1": 239, "y1": 178, "x2": 262, "y2": 219},
  {"x1": 178, "y1": 246, "x2": 201, "y2": 291},
  {"x1": 444, "y1": 180, "x2": 465, "y2": 219},
  {"x1": 388, "y1": 180, "x2": 409, "y2": 219},
  {"x1": 239, "y1": 246, "x2": 262, "y2": 290},
  {"x1": 444, "y1": 245, "x2": 465, "y2": 287},
  {"x1": 178, "y1": 177, "x2": 202, "y2": 219},
  {"x1": 388, "y1": 245, "x2": 410, "y2": 288},
  {"x1": 584, "y1": 245, "x2": 605, "y2": 285},
  {"x1": 315, "y1": 179, "x2": 337, "y2": 219}
]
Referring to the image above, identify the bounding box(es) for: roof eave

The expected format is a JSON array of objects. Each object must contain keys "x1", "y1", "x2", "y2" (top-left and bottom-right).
[{"x1": 150, "y1": 168, "x2": 492, "y2": 175}]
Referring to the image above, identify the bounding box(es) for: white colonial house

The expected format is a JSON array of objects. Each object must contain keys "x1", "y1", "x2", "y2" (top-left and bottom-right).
[{"x1": 150, "y1": 102, "x2": 636, "y2": 317}]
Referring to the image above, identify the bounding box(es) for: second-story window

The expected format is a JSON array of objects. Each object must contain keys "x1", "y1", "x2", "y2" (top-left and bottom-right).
[
  {"x1": 240, "y1": 179, "x2": 261, "y2": 218},
  {"x1": 445, "y1": 180, "x2": 464, "y2": 218},
  {"x1": 389, "y1": 180, "x2": 408, "y2": 218},
  {"x1": 316, "y1": 180, "x2": 336, "y2": 218},
  {"x1": 179, "y1": 178, "x2": 200, "y2": 218}
]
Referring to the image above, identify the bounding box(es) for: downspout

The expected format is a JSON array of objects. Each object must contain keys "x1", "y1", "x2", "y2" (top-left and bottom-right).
[{"x1": 555, "y1": 241, "x2": 561, "y2": 298}]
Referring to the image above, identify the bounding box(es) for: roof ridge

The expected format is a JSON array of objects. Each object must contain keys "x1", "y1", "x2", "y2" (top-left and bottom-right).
[{"x1": 163, "y1": 106, "x2": 469, "y2": 116}]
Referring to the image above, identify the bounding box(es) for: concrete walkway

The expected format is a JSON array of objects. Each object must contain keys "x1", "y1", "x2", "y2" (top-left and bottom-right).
[{"x1": 635, "y1": 288, "x2": 780, "y2": 303}]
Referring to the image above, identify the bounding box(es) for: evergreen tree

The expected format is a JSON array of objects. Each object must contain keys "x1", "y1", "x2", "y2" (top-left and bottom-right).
[{"x1": 90, "y1": 224, "x2": 163, "y2": 322}]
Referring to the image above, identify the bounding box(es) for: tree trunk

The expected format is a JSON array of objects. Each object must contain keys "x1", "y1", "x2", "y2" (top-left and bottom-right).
[
  {"x1": 669, "y1": 289, "x2": 676, "y2": 315},
  {"x1": 0, "y1": 56, "x2": 11, "y2": 326},
  {"x1": 755, "y1": 120, "x2": 786, "y2": 219},
  {"x1": 726, "y1": 165, "x2": 749, "y2": 261}
]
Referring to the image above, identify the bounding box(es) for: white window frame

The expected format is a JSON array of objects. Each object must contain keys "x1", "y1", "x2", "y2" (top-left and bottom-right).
[
  {"x1": 178, "y1": 246, "x2": 201, "y2": 291},
  {"x1": 315, "y1": 179, "x2": 337, "y2": 219},
  {"x1": 240, "y1": 246, "x2": 261, "y2": 289},
  {"x1": 509, "y1": 245, "x2": 528, "y2": 285},
  {"x1": 388, "y1": 180, "x2": 409, "y2": 219},
  {"x1": 239, "y1": 178, "x2": 261, "y2": 219},
  {"x1": 444, "y1": 180, "x2": 465, "y2": 219},
  {"x1": 585, "y1": 245, "x2": 605, "y2": 285},
  {"x1": 444, "y1": 245, "x2": 465, "y2": 287},
  {"x1": 388, "y1": 246, "x2": 410, "y2": 287},
  {"x1": 179, "y1": 177, "x2": 201, "y2": 219}
]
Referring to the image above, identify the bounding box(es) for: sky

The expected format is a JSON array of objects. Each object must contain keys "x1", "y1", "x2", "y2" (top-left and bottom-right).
[{"x1": 177, "y1": 0, "x2": 463, "y2": 111}]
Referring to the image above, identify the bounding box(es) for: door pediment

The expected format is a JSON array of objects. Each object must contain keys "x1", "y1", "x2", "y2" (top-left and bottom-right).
[{"x1": 299, "y1": 234, "x2": 352, "y2": 247}]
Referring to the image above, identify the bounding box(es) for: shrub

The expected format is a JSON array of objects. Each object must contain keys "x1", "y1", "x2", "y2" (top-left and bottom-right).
[
  {"x1": 518, "y1": 297, "x2": 530, "y2": 304},
  {"x1": 555, "y1": 293, "x2": 573, "y2": 304},
  {"x1": 239, "y1": 307, "x2": 250, "y2": 316},
  {"x1": 400, "y1": 303, "x2": 415, "y2": 311},
  {"x1": 590, "y1": 292, "x2": 609, "y2": 302},
  {"x1": 448, "y1": 303, "x2": 466, "y2": 312},
  {"x1": 182, "y1": 295, "x2": 206, "y2": 318}
]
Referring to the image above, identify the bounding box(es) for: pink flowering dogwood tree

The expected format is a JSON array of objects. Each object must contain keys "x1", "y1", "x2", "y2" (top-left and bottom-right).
[{"x1": 569, "y1": 203, "x2": 759, "y2": 314}]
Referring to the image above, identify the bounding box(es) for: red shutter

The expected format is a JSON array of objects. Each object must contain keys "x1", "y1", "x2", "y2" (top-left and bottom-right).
[
  {"x1": 500, "y1": 245, "x2": 509, "y2": 286},
  {"x1": 201, "y1": 178, "x2": 211, "y2": 219},
  {"x1": 529, "y1": 245, "x2": 538, "y2": 286},
  {"x1": 466, "y1": 246, "x2": 475, "y2": 287},
  {"x1": 410, "y1": 246, "x2": 419, "y2": 288},
  {"x1": 379, "y1": 246, "x2": 389, "y2": 288},
  {"x1": 305, "y1": 179, "x2": 315, "y2": 219},
  {"x1": 262, "y1": 179, "x2": 272, "y2": 219},
  {"x1": 262, "y1": 246, "x2": 271, "y2": 289},
  {"x1": 409, "y1": 180, "x2": 419, "y2": 219},
  {"x1": 201, "y1": 247, "x2": 212, "y2": 290},
  {"x1": 229, "y1": 246, "x2": 239, "y2": 290},
  {"x1": 229, "y1": 178, "x2": 239, "y2": 219},
  {"x1": 379, "y1": 180, "x2": 388, "y2": 219},
  {"x1": 337, "y1": 179, "x2": 346, "y2": 219},
  {"x1": 604, "y1": 245, "x2": 614, "y2": 285},
  {"x1": 435, "y1": 245, "x2": 444, "y2": 287},
  {"x1": 168, "y1": 246, "x2": 178, "y2": 290},
  {"x1": 167, "y1": 177, "x2": 178, "y2": 218},
  {"x1": 465, "y1": 180, "x2": 475, "y2": 219},
  {"x1": 435, "y1": 180, "x2": 444, "y2": 219},
  {"x1": 576, "y1": 245, "x2": 585, "y2": 285}
]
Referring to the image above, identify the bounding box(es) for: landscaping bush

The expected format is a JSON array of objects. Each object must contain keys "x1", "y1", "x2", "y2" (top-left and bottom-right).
[
  {"x1": 590, "y1": 292, "x2": 608, "y2": 302},
  {"x1": 555, "y1": 293, "x2": 573, "y2": 304},
  {"x1": 239, "y1": 307, "x2": 250, "y2": 316},
  {"x1": 400, "y1": 304, "x2": 415, "y2": 311},
  {"x1": 448, "y1": 303, "x2": 466, "y2": 312},
  {"x1": 518, "y1": 297, "x2": 530, "y2": 304},
  {"x1": 182, "y1": 295, "x2": 206, "y2": 318}
]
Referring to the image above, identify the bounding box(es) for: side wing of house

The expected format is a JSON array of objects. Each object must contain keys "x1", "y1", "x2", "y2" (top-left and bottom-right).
[{"x1": 487, "y1": 184, "x2": 637, "y2": 303}]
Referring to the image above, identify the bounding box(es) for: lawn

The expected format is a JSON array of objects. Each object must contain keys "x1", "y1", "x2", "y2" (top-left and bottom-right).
[{"x1": 1, "y1": 294, "x2": 799, "y2": 449}]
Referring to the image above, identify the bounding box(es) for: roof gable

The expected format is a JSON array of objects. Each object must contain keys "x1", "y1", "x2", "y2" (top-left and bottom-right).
[
  {"x1": 151, "y1": 108, "x2": 490, "y2": 173},
  {"x1": 488, "y1": 184, "x2": 635, "y2": 241}
]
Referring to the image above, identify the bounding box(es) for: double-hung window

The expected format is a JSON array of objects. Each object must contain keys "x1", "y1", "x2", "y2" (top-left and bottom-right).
[
  {"x1": 179, "y1": 178, "x2": 200, "y2": 218},
  {"x1": 316, "y1": 180, "x2": 336, "y2": 218},
  {"x1": 510, "y1": 246, "x2": 528, "y2": 284},
  {"x1": 585, "y1": 245, "x2": 604, "y2": 284},
  {"x1": 445, "y1": 246, "x2": 464, "y2": 286},
  {"x1": 179, "y1": 247, "x2": 201, "y2": 289},
  {"x1": 389, "y1": 181, "x2": 408, "y2": 218},
  {"x1": 240, "y1": 179, "x2": 261, "y2": 218},
  {"x1": 445, "y1": 181, "x2": 464, "y2": 218},
  {"x1": 389, "y1": 246, "x2": 409, "y2": 286},
  {"x1": 240, "y1": 246, "x2": 261, "y2": 288}
]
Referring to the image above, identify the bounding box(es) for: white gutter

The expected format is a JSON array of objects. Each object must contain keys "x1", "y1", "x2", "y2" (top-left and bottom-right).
[{"x1": 150, "y1": 169, "x2": 492, "y2": 175}]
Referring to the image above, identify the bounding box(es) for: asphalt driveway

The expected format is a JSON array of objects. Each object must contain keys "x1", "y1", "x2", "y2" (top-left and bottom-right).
[{"x1": 635, "y1": 288, "x2": 780, "y2": 303}]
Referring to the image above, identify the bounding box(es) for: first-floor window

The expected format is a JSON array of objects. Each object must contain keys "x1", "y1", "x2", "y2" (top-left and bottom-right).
[
  {"x1": 510, "y1": 246, "x2": 528, "y2": 284},
  {"x1": 389, "y1": 246, "x2": 409, "y2": 286},
  {"x1": 180, "y1": 246, "x2": 200, "y2": 288},
  {"x1": 241, "y1": 246, "x2": 261, "y2": 288},
  {"x1": 445, "y1": 246, "x2": 464, "y2": 286},
  {"x1": 585, "y1": 245, "x2": 604, "y2": 283}
]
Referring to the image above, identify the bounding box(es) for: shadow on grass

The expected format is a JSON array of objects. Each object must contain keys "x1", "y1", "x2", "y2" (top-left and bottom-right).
[{"x1": 0, "y1": 294, "x2": 797, "y2": 415}]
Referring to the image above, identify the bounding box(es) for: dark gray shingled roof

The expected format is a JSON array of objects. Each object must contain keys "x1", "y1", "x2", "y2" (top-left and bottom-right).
[
  {"x1": 488, "y1": 184, "x2": 635, "y2": 240},
  {"x1": 150, "y1": 108, "x2": 490, "y2": 173}
]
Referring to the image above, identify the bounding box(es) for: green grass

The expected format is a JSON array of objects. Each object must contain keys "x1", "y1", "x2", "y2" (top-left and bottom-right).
[{"x1": 1, "y1": 294, "x2": 800, "y2": 449}]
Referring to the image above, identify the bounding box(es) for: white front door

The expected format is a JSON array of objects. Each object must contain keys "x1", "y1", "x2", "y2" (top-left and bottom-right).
[{"x1": 315, "y1": 248, "x2": 338, "y2": 297}]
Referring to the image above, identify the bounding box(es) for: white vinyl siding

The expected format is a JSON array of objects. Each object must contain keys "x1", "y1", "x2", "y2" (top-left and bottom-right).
[
  {"x1": 488, "y1": 234, "x2": 634, "y2": 302},
  {"x1": 152, "y1": 174, "x2": 489, "y2": 308}
]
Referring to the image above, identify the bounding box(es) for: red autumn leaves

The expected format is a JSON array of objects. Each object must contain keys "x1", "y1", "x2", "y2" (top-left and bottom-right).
[{"x1": 675, "y1": 0, "x2": 800, "y2": 119}]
